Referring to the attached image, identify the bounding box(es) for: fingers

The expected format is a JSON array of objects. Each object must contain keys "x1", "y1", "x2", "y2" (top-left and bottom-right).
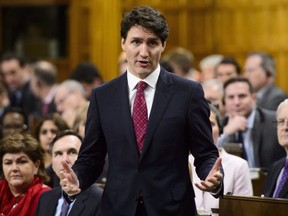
[
  {"x1": 59, "y1": 159, "x2": 81, "y2": 196},
  {"x1": 211, "y1": 157, "x2": 222, "y2": 172}
]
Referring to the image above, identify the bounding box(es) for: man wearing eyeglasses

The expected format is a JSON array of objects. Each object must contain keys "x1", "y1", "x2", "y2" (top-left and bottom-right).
[
  {"x1": 218, "y1": 77, "x2": 285, "y2": 171},
  {"x1": 262, "y1": 99, "x2": 288, "y2": 198}
]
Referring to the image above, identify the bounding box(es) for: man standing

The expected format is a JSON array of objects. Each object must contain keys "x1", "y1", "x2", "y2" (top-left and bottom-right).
[
  {"x1": 35, "y1": 130, "x2": 102, "y2": 216},
  {"x1": 60, "y1": 6, "x2": 223, "y2": 216}
]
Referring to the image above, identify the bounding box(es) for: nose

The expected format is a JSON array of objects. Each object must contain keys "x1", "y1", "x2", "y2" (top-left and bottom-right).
[
  {"x1": 62, "y1": 153, "x2": 71, "y2": 164},
  {"x1": 11, "y1": 162, "x2": 19, "y2": 172},
  {"x1": 139, "y1": 44, "x2": 149, "y2": 58}
]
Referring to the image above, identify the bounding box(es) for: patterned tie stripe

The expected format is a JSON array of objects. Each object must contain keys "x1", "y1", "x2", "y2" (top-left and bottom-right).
[
  {"x1": 274, "y1": 158, "x2": 288, "y2": 198},
  {"x1": 132, "y1": 81, "x2": 148, "y2": 154}
]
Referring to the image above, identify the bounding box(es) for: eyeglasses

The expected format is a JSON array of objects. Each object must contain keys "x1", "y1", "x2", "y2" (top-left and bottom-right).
[
  {"x1": 273, "y1": 119, "x2": 288, "y2": 127},
  {"x1": 1, "y1": 124, "x2": 28, "y2": 131}
]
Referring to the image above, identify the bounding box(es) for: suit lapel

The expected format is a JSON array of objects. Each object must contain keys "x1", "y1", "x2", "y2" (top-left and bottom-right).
[
  {"x1": 69, "y1": 190, "x2": 88, "y2": 215},
  {"x1": 113, "y1": 75, "x2": 140, "y2": 157},
  {"x1": 46, "y1": 188, "x2": 62, "y2": 215},
  {"x1": 268, "y1": 160, "x2": 285, "y2": 196},
  {"x1": 140, "y1": 70, "x2": 174, "y2": 161}
]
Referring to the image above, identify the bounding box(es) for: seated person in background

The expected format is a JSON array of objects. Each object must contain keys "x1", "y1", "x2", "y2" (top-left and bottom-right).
[
  {"x1": 0, "y1": 133, "x2": 50, "y2": 216},
  {"x1": 70, "y1": 62, "x2": 103, "y2": 100},
  {"x1": 35, "y1": 130, "x2": 102, "y2": 216},
  {"x1": 215, "y1": 56, "x2": 241, "y2": 84},
  {"x1": 190, "y1": 104, "x2": 253, "y2": 212},
  {"x1": 162, "y1": 47, "x2": 201, "y2": 82},
  {"x1": 0, "y1": 107, "x2": 29, "y2": 138},
  {"x1": 34, "y1": 113, "x2": 69, "y2": 169},
  {"x1": 54, "y1": 80, "x2": 88, "y2": 128},
  {"x1": 262, "y1": 99, "x2": 288, "y2": 198},
  {"x1": 244, "y1": 52, "x2": 287, "y2": 111},
  {"x1": 218, "y1": 77, "x2": 285, "y2": 170},
  {"x1": 199, "y1": 54, "x2": 223, "y2": 82}
]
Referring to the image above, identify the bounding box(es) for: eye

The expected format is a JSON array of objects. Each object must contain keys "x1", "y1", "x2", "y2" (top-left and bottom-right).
[
  {"x1": 132, "y1": 40, "x2": 141, "y2": 46},
  {"x1": 3, "y1": 161, "x2": 12, "y2": 165},
  {"x1": 41, "y1": 129, "x2": 47, "y2": 135}
]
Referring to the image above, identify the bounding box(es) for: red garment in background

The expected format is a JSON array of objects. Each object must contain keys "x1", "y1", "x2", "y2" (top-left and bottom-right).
[{"x1": 0, "y1": 176, "x2": 50, "y2": 216}]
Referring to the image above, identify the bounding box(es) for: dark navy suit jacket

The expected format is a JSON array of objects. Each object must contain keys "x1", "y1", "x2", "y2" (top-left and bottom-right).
[{"x1": 72, "y1": 69, "x2": 222, "y2": 215}]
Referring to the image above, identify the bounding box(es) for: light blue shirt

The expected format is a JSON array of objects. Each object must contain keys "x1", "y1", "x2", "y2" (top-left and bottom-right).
[{"x1": 55, "y1": 194, "x2": 76, "y2": 216}]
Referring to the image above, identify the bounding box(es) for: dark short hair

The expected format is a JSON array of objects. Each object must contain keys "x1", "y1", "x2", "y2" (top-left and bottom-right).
[
  {"x1": 70, "y1": 62, "x2": 103, "y2": 84},
  {"x1": 49, "y1": 129, "x2": 82, "y2": 154},
  {"x1": 223, "y1": 77, "x2": 254, "y2": 95},
  {"x1": 1, "y1": 107, "x2": 28, "y2": 127},
  {"x1": 120, "y1": 5, "x2": 169, "y2": 44},
  {"x1": 217, "y1": 57, "x2": 241, "y2": 75},
  {"x1": 0, "y1": 52, "x2": 27, "y2": 68}
]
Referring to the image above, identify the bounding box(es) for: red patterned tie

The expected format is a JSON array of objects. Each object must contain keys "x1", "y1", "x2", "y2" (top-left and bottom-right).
[{"x1": 133, "y1": 81, "x2": 148, "y2": 154}]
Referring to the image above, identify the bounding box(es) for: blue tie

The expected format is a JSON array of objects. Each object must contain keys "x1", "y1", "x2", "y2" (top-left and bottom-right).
[
  {"x1": 274, "y1": 158, "x2": 288, "y2": 198},
  {"x1": 60, "y1": 199, "x2": 70, "y2": 216}
]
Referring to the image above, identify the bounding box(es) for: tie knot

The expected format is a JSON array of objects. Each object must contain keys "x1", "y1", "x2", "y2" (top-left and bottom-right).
[{"x1": 137, "y1": 81, "x2": 148, "y2": 92}]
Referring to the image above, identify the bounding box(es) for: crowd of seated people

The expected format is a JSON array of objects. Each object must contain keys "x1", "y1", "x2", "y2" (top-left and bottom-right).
[{"x1": 0, "y1": 48, "x2": 287, "y2": 215}]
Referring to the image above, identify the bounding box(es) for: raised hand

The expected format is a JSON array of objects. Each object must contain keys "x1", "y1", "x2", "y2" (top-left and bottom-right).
[
  {"x1": 59, "y1": 159, "x2": 81, "y2": 196},
  {"x1": 195, "y1": 157, "x2": 223, "y2": 192}
]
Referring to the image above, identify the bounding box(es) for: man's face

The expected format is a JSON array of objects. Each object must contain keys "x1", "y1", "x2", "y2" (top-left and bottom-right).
[
  {"x1": 121, "y1": 26, "x2": 166, "y2": 79},
  {"x1": 276, "y1": 104, "x2": 288, "y2": 150},
  {"x1": 203, "y1": 85, "x2": 224, "y2": 115},
  {"x1": 244, "y1": 55, "x2": 268, "y2": 92},
  {"x1": 224, "y1": 82, "x2": 256, "y2": 117},
  {"x1": 216, "y1": 64, "x2": 238, "y2": 83},
  {"x1": 0, "y1": 59, "x2": 25, "y2": 91},
  {"x1": 54, "y1": 87, "x2": 75, "y2": 114},
  {"x1": 51, "y1": 135, "x2": 81, "y2": 178}
]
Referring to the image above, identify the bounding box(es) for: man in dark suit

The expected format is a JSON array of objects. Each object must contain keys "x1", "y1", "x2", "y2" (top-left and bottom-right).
[
  {"x1": 0, "y1": 52, "x2": 41, "y2": 117},
  {"x1": 262, "y1": 99, "x2": 288, "y2": 198},
  {"x1": 30, "y1": 60, "x2": 58, "y2": 117},
  {"x1": 244, "y1": 51, "x2": 287, "y2": 111},
  {"x1": 218, "y1": 77, "x2": 285, "y2": 170},
  {"x1": 35, "y1": 130, "x2": 102, "y2": 216},
  {"x1": 59, "y1": 6, "x2": 223, "y2": 216}
]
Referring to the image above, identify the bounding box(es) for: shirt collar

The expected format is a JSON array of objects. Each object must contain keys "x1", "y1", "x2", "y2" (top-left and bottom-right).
[
  {"x1": 127, "y1": 64, "x2": 160, "y2": 92},
  {"x1": 246, "y1": 107, "x2": 256, "y2": 129}
]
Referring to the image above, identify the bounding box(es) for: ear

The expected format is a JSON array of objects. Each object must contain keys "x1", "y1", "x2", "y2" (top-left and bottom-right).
[
  {"x1": 34, "y1": 160, "x2": 40, "y2": 175},
  {"x1": 121, "y1": 38, "x2": 126, "y2": 51},
  {"x1": 161, "y1": 41, "x2": 166, "y2": 52}
]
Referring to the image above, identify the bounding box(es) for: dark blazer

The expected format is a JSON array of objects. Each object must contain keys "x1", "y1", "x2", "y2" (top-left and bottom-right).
[
  {"x1": 73, "y1": 69, "x2": 222, "y2": 216},
  {"x1": 8, "y1": 81, "x2": 41, "y2": 116},
  {"x1": 257, "y1": 84, "x2": 287, "y2": 111},
  {"x1": 262, "y1": 157, "x2": 288, "y2": 198},
  {"x1": 35, "y1": 184, "x2": 102, "y2": 216},
  {"x1": 221, "y1": 107, "x2": 286, "y2": 170}
]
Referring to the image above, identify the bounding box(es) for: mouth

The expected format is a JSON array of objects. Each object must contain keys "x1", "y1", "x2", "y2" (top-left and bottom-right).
[{"x1": 138, "y1": 60, "x2": 149, "y2": 67}]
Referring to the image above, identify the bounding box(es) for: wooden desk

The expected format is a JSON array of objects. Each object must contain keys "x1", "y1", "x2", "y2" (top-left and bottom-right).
[{"x1": 219, "y1": 195, "x2": 288, "y2": 216}]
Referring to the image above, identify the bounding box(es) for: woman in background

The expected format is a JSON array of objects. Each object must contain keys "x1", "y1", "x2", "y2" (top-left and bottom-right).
[
  {"x1": 190, "y1": 104, "x2": 253, "y2": 213},
  {"x1": 33, "y1": 113, "x2": 69, "y2": 168},
  {"x1": 0, "y1": 133, "x2": 50, "y2": 216}
]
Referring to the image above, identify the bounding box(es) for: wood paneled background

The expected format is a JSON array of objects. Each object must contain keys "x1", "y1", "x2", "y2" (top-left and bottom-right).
[{"x1": 1, "y1": 0, "x2": 288, "y2": 92}]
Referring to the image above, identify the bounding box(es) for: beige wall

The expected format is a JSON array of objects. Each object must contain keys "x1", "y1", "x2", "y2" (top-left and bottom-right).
[{"x1": 2, "y1": 0, "x2": 288, "y2": 92}]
